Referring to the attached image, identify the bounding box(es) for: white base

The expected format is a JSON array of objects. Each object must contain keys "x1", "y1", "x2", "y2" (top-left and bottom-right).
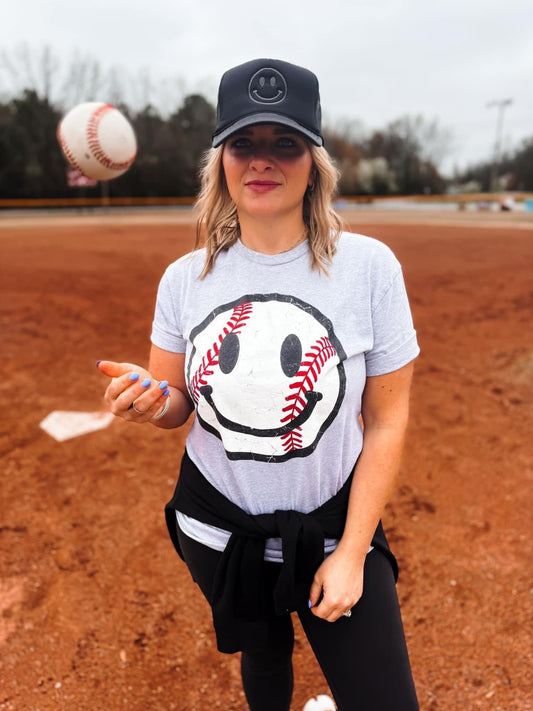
[{"x1": 40, "y1": 410, "x2": 114, "y2": 441}]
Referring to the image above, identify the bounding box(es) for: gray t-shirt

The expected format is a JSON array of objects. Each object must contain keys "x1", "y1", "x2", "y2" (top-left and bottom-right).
[{"x1": 151, "y1": 232, "x2": 419, "y2": 560}]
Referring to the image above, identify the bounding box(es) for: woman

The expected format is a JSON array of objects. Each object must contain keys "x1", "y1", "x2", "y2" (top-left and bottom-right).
[{"x1": 98, "y1": 58, "x2": 420, "y2": 711}]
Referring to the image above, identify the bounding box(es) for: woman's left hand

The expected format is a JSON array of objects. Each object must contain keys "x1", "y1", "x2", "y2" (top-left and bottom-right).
[{"x1": 308, "y1": 547, "x2": 365, "y2": 622}]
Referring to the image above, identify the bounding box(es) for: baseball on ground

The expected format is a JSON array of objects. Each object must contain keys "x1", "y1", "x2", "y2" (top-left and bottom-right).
[
  {"x1": 57, "y1": 102, "x2": 137, "y2": 181},
  {"x1": 303, "y1": 695, "x2": 336, "y2": 711}
]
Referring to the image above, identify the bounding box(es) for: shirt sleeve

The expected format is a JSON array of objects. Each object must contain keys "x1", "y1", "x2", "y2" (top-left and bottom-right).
[
  {"x1": 150, "y1": 268, "x2": 187, "y2": 353},
  {"x1": 365, "y1": 268, "x2": 420, "y2": 376}
]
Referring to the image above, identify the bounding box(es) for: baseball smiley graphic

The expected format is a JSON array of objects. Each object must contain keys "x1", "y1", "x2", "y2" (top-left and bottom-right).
[{"x1": 187, "y1": 294, "x2": 346, "y2": 461}]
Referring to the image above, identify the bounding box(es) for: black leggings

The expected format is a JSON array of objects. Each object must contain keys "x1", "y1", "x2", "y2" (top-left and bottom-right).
[{"x1": 176, "y1": 527, "x2": 419, "y2": 711}]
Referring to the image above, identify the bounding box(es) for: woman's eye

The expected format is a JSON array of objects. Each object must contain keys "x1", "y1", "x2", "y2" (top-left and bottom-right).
[
  {"x1": 227, "y1": 134, "x2": 305, "y2": 156},
  {"x1": 230, "y1": 137, "x2": 251, "y2": 149},
  {"x1": 277, "y1": 137, "x2": 296, "y2": 148}
]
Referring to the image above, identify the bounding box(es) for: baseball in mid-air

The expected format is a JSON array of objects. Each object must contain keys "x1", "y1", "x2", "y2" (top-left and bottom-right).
[{"x1": 57, "y1": 102, "x2": 137, "y2": 181}]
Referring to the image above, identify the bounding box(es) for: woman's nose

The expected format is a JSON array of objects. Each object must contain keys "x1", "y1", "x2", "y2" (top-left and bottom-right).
[{"x1": 249, "y1": 144, "x2": 274, "y2": 170}]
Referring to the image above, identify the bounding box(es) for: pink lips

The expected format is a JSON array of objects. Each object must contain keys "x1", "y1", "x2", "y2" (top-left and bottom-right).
[{"x1": 245, "y1": 180, "x2": 280, "y2": 194}]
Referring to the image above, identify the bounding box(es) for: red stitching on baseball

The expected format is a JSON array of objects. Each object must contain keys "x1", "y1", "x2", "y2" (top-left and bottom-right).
[
  {"x1": 86, "y1": 104, "x2": 136, "y2": 171},
  {"x1": 190, "y1": 302, "x2": 253, "y2": 402},
  {"x1": 57, "y1": 124, "x2": 86, "y2": 174},
  {"x1": 280, "y1": 336, "x2": 337, "y2": 451}
]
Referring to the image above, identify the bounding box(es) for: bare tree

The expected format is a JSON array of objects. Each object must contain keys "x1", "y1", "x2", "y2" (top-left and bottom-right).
[
  {"x1": 363, "y1": 115, "x2": 451, "y2": 193},
  {"x1": 129, "y1": 67, "x2": 154, "y2": 111},
  {"x1": 153, "y1": 76, "x2": 187, "y2": 117},
  {"x1": 323, "y1": 114, "x2": 366, "y2": 145},
  {"x1": 0, "y1": 44, "x2": 60, "y2": 102},
  {"x1": 387, "y1": 115, "x2": 453, "y2": 169},
  {"x1": 60, "y1": 51, "x2": 105, "y2": 107}
]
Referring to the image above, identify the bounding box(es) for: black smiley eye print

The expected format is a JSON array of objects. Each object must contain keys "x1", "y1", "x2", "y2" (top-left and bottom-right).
[
  {"x1": 216, "y1": 332, "x2": 301, "y2": 378},
  {"x1": 280, "y1": 334, "x2": 302, "y2": 378},
  {"x1": 248, "y1": 67, "x2": 287, "y2": 104},
  {"x1": 187, "y1": 295, "x2": 346, "y2": 462},
  {"x1": 218, "y1": 332, "x2": 240, "y2": 374},
  {"x1": 189, "y1": 302, "x2": 253, "y2": 401}
]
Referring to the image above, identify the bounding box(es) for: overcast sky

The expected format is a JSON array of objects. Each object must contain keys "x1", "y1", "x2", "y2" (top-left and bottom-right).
[{"x1": 1, "y1": 0, "x2": 532, "y2": 175}]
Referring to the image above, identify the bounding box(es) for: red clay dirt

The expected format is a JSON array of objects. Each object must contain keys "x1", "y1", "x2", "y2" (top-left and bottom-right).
[{"x1": 0, "y1": 210, "x2": 531, "y2": 710}]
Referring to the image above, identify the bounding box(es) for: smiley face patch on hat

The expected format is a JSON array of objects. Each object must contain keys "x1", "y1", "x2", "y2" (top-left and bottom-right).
[
  {"x1": 187, "y1": 294, "x2": 346, "y2": 462},
  {"x1": 248, "y1": 67, "x2": 288, "y2": 104}
]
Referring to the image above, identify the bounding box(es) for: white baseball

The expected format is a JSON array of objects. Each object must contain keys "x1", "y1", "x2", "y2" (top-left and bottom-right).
[
  {"x1": 57, "y1": 102, "x2": 137, "y2": 181},
  {"x1": 303, "y1": 695, "x2": 336, "y2": 711}
]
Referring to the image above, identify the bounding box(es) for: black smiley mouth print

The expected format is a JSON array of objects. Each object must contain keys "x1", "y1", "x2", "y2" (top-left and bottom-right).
[
  {"x1": 199, "y1": 385, "x2": 323, "y2": 437},
  {"x1": 248, "y1": 68, "x2": 287, "y2": 104}
]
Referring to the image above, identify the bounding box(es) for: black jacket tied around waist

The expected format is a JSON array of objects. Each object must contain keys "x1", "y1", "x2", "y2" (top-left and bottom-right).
[{"x1": 165, "y1": 450, "x2": 398, "y2": 653}]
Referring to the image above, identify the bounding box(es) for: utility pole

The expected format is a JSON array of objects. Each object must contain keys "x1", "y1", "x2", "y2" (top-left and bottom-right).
[{"x1": 487, "y1": 98, "x2": 513, "y2": 192}]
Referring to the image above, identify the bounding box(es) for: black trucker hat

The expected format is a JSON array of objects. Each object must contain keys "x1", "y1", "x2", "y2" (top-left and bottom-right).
[{"x1": 212, "y1": 58, "x2": 323, "y2": 148}]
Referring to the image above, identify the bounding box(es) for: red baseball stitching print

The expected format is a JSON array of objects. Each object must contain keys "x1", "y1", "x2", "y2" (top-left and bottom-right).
[
  {"x1": 189, "y1": 302, "x2": 253, "y2": 402},
  {"x1": 86, "y1": 104, "x2": 136, "y2": 171},
  {"x1": 280, "y1": 336, "x2": 337, "y2": 452}
]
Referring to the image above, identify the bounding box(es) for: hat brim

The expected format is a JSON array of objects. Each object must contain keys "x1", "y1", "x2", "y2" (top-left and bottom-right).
[{"x1": 212, "y1": 113, "x2": 323, "y2": 148}]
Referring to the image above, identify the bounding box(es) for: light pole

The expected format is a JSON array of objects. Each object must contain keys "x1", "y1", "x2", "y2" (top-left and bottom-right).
[{"x1": 487, "y1": 98, "x2": 513, "y2": 192}]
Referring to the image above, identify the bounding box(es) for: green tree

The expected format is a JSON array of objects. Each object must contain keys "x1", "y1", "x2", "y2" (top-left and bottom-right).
[
  {"x1": 0, "y1": 90, "x2": 65, "y2": 198},
  {"x1": 506, "y1": 138, "x2": 533, "y2": 191},
  {"x1": 170, "y1": 93, "x2": 216, "y2": 194},
  {"x1": 452, "y1": 137, "x2": 533, "y2": 193},
  {"x1": 124, "y1": 105, "x2": 170, "y2": 197},
  {"x1": 323, "y1": 129, "x2": 362, "y2": 195}
]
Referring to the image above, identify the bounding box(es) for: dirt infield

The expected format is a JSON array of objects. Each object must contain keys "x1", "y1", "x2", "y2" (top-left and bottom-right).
[{"x1": 1, "y1": 210, "x2": 531, "y2": 710}]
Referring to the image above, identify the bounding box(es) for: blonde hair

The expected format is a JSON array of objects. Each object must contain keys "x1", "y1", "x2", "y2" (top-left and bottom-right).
[{"x1": 194, "y1": 142, "x2": 343, "y2": 278}]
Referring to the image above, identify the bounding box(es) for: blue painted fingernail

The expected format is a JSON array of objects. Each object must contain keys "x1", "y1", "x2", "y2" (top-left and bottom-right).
[
  {"x1": 141, "y1": 378, "x2": 151, "y2": 388},
  {"x1": 95, "y1": 360, "x2": 102, "y2": 368},
  {"x1": 129, "y1": 372, "x2": 140, "y2": 381},
  {"x1": 163, "y1": 389, "x2": 170, "y2": 397},
  {"x1": 159, "y1": 380, "x2": 169, "y2": 390},
  {"x1": 308, "y1": 600, "x2": 312, "y2": 608}
]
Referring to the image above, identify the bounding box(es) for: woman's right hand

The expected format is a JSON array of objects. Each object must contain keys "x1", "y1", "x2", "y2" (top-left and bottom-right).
[{"x1": 97, "y1": 360, "x2": 170, "y2": 424}]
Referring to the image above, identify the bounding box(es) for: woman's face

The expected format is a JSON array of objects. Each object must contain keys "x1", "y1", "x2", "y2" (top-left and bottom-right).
[{"x1": 222, "y1": 124, "x2": 314, "y2": 221}]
